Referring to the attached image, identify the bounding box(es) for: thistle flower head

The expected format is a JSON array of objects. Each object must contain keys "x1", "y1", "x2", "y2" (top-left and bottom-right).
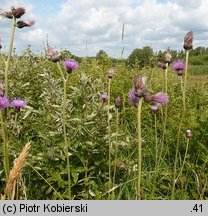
[
  {"x1": 11, "y1": 7, "x2": 25, "y2": 18},
  {"x1": 108, "y1": 68, "x2": 115, "y2": 79},
  {"x1": 148, "y1": 92, "x2": 169, "y2": 105},
  {"x1": 11, "y1": 98, "x2": 26, "y2": 111},
  {"x1": 172, "y1": 60, "x2": 186, "y2": 76},
  {"x1": 183, "y1": 31, "x2": 193, "y2": 50},
  {"x1": 0, "y1": 7, "x2": 25, "y2": 19},
  {"x1": 16, "y1": 20, "x2": 35, "y2": 28},
  {"x1": 0, "y1": 96, "x2": 10, "y2": 109},
  {"x1": 101, "y1": 93, "x2": 108, "y2": 102},
  {"x1": 47, "y1": 45, "x2": 61, "y2": 63},
  {"x1": 115, "y1": 96, "x2": 121, "y2": 108},
  {"x1": 129, "y1": 88, "x2": 140, "y2": 107},
  {"x1": 151, "y1": 105, "x2": 159, "y2": 113},
  {"x1": 186, "y1": 129, "x2": 192, "y2": 138},
  {"x1": 63, "y1": 59, "x2": 78, "y2": 73},
  {"x1": 164, "y1": 50, "x2": 172, "y2": 64},
  {"x1": 134, "y1": 76, "x2": 147, "y2": 98},
  {"x1": 158, "y1": 61, "x2": 167, "y2": 70}
]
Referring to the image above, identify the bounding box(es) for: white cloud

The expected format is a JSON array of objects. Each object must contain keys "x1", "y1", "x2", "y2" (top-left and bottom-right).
[{"x1": 1, "y1": 0, "x2": 208, "y2": 57}]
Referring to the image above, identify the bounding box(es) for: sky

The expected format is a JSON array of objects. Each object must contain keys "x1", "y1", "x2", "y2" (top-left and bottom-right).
[{"x1": 0, "y1": 0, "x2": 208, "y2": 58}]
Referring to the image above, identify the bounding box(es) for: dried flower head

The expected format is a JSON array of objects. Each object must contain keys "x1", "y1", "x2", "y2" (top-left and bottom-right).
[
  {"x1": 164, "y1": 50, "x2": 172, "y2": 64},
  {"x1": 183, "y1": 31, "x2": 193, "y2": 50},
  {"x1": 108, "y1": 68, "x2": 115, "y2": 79},
  {"x1": 16, "y1": 20, "x2": 35, "y2": 28},
  {"x1": 134, "y1": 76, "x2": 147, "y2": 98},
  {"x1": 101, "y1": 93, "x2": 108, "y2": 102},
  {"x1": 158, "y1": 61, "x2": 167, "y2": 70},
  {"x1": 172, "y1": 60, "x2": 186, "y2": 76},
  {"x1": 148, "y1": 92, "x2": 169, "y2": 105},
  {"x1": 47, "y1": 45, "x2": 61, "y2": 63},
  {"x1": 11, "y1": 98, "x2": 26, "y2": 111},
  {"x1": 129, "y1": 88, "x2": 140, "y2": 107},
  {"x1": 0, "y1": 96, "x2": 10, "y2": 109},
  {"x1": 115, "y1": 96, "x2": 121, "y2": 108},
  {"x1": 63, "y1": 59, "x2": 78, "y2": 73},
  {"x1": 186, "y1": 129, "x2": 192, "y2": 138},
  {"x1": 0, "y1": 81, "x2": 4, "y2": 96}
]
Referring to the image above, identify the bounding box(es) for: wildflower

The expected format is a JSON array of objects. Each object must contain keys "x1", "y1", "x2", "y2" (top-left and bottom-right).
[
  {"x1": 11, "y1": 98, "x2": 26, "y2": 111},
  {"x1": 183, "y1": 31, "x2": 193, "y2": 50},
  {"x1": 186, "y1": 129, "x2": 192, "y2": 138},
  {"x1": 172, "y1": 60, "x2": 186, "y2": 76},
  {"x1": 134, "y1": 76, "x2": 147, "y2": 98},
  {"x1": 148, "y1": 92, "x2": 169, "y2": 105},
  {"x1": 108, "y1": 68, "x2": 115, "y2": 79},
  {"x1": 164, "y1": 50, "x2": 172, "y2": 64},
  {"x1": 0, "y1": 7, "x2": 25, "y2": 19},
  {"x1": 158, "y1": 61, "x2": 167, "y2": 70},
  {"x1": 115, "y1": 96, "x2": 121, "y2": 108},
  {"x1": 12, "y1": 7, "x2": 25, "y2": 18},
  {"x1": 16, "y1": 20, "x2": 35, "y2": 28},
  {"x1": 129, "y1": 88, "x2": 140, "y2": 107},
  {"x1": 101, "y1": 93, "x2": 108, "y2": 102},
  {"x1": 63, "y1": 59, "x2": 78, "y2": 73},
  {"x1": 0, "y1": 96, "x2": 10, "y2": 109},
  {"x1": 151, "y1": 105, "x2": 159, "y2": 113},
  {"x1": 47, "y1": 45, "x2": 61, "y2": 63}
]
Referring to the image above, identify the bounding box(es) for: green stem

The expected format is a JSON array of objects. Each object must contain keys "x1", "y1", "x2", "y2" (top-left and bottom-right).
[
  {"x1": 112, "y1": 108, "x2": 119, "y2": 198},
  {"x1": 151, "y1": 114, "x2": 158, "y2": 199},
  {"x1": 107, "y1": 78, "x2": 112, "y2": 199},
  {"x1": 137, "y1": 98, "x2": 143, "y2": 200},
  {"x1": 57, "y1": 62, "x2": 71, "y2": 199},
  {"x1": 175, "y1": 138, "x2": 190, "y2": 183},
  {"x1": 171, "y1": 50, "x2": 189, "y2": 199},
  {"x1": 0, "y1": 111, "x2": 9, "y2": 180},
  {"x1": 158, "y1": 63, "x2": 168, "y2": 168},
  {"x1": 5, "y1": 17, "x2": 16, "y2": 96}
]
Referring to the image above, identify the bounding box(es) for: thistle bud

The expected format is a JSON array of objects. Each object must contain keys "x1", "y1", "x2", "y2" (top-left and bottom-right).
[
  {"x1": 47, "y1": 45, "x2": 61, "y2": 63},
  {"x1": 101, "y1": 93, "x2": 108, "y2": 102},
  {"x1": 151, "y1": 105, "x2": 159, "y2": 113},
  {"x1": 186, "y1": 129, "x2": 192, "y2": 138},
  {"x1": 11, "y1": 7, "x2": 25, "y2": 18},
  {"x1": 183, "y1": 31, "x2": 193, "y2": 50},
  {"x1": 115, "y1": 96, "x2": 121, "y2": 108},
  {"x1": 158, "y1": 61, "x2": 167, "y2": 70},
  {"x1": 16, "y1": 20, "x2": 35, "y2": 28},
  {"x1": 134, "y1": 76, "x2": 147, "y2": 97},
  {"x1": 164, "y1": 50, "x2": 172, "y2": 64},
  {"x1": 108, "y1": 68, "x2": 115, "y2": 79}
]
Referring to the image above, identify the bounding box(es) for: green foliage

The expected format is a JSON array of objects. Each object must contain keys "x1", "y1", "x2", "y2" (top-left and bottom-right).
[{"x1": 0, "y1": 48, "x2": 208, "y2": 200}]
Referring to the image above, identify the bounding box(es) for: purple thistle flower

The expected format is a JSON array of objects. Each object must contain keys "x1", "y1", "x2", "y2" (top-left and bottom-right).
[
  {"x1": 148, "y1": 92, "x2": 169, "y2": 105},
  {"x1": 11, "y1": 98, "x2": 26, "y2": 111},
  {"x1": 12, "y1": 7, "x2": 25, "y2": 18},
  {"x1": 63, "y1": 59, "x2": 78, "y2": 73},
  {"x1": 151, "y1": 105, "x2": 159, "y2": 113},
  {"x1": 0, "y1": 96, "x2": 10, "y2": 109},
  {"x1": 101, "y1": 93, "x2": 108, "y2": 102},
  {"x1": 172, "y1": 60, "x2": 186, "y2": 76},
  {"x1": 129, "y1": 88, "x2": 140, "y2": 107},
  {"x1": 16, "y1": 20, "x2": 35, "y2": 28}
]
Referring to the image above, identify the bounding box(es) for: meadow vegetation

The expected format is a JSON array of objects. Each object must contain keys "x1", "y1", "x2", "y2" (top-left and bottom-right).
[{"x1": 0, "y1": 7, "x2": 208, "y2": 200}]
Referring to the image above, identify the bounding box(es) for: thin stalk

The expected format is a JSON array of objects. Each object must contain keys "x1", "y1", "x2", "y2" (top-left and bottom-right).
[
  {"x1": 0, "y1": 111, "x2": 9, "y2": 180},
  {"x1": 175, "y1": 138, "x2": 190, "y2": 183},
  {"x1": 171, "y1": 50, "x2": 189, "y2": 199},
  {"x1": 137, "y1": 98, "x2": 143, "y2": 200},
  {"x1": 107, "y1": 78, "x2": 112, "y2": 199},
  {"x1": 151, "y1": 114, "x2": 158, "y2": 199},
  {"x1": 57, "y1": 62, "x2": 71, "y2": 199},
  {"x1": 5, "y1": 17, "x2": 16, "y2": 96},
  {"x1": 112, "y1": 108, "x2": 119, "y2": 197},
  {"x1": 158, "y1": 63, "x2": 168, "y2": 167}
]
